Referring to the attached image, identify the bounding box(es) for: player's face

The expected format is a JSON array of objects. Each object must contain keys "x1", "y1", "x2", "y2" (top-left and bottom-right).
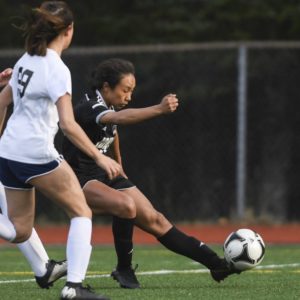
[{"x1": 105, "y1": 74, "x2": 136, "y2": 109}]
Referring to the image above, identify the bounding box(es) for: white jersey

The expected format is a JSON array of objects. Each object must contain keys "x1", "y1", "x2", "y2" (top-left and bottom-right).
[{"x1": 0, "y1": 49, "x2": 71, "y2": 164}]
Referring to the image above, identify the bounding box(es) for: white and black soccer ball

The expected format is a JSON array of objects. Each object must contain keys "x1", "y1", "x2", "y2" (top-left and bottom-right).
[{"x1": 223, "y1": 228, "x2": 265, "y2": 271}]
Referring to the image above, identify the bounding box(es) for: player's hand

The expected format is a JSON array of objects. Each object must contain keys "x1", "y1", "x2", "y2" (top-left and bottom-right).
[
  {"x1": 95, "y1": 154, "x2": 122, "y2": 180},
  {"x1": 0, "y1": 68, "x2": 13, "y2": 88},
  {"x1": 159, "y1": 94, "x2": 179, "y2": 114}
]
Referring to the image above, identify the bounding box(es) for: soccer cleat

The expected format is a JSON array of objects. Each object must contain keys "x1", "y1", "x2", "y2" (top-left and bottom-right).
[
  {"x1": 111, "y1": 264, "x2": 140, "y2": 289},
  {"x1": 210, "y1": 259, "x2": 241, "y2": 283},
  {"x1": 35, "y1": 259, "x2": 67, "y2": 289},
  {"x1": 60, "y1": 284, "x2": 110, "y2": 300}
]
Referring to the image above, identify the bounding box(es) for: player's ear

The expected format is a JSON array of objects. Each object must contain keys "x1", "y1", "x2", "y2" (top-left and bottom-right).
[
  {"x1": 102, "y1": 82, "x2": 110, "y2": 92},
  {"x1": 64, "y1": 23, "x2": 73, "y2": 37}
]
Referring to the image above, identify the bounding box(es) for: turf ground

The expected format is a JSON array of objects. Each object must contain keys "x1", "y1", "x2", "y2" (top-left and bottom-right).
[{"x1": 0, "y1": 244, "x2": 299, "y2": 300}]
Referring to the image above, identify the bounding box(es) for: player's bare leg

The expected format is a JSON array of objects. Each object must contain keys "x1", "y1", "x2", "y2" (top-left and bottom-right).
[
  {"x1": 122, "y1": 187, "x2": 172, "y2": 236},
  {"x1": 123, "y1": 187, "x2": 241, "y2": 282},
  {"x1": 83, "y1": 180, "x2": 136, "y2": 218},
  {"x1": 29, "y1": 161, "x2": 91, "y2": 218},
  {"x1": 29, "y1": 160, "x2": 109, "y2": 299},
  {"x1": 0, "y1": 184, "x2": 67, "y2": 288},
  {"x1": 83, "y1": 181, "x2": 139, "y2": 289}
]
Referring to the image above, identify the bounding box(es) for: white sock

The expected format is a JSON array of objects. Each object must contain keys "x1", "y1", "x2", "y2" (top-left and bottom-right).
[
  {"x1": 0, "y1": 184, "x2": 49, "y2": 276},
  {"x1": 17, "y1": 228, "x2": 49, "y2": 277},
  {"x1": 0, "y1": 213, "x2": 16, "y2": 241},
  {"x1": 0, "y1": 184, "x2": 16, "y2": 241},
  {"x1": 0, "y1": 183, "x2": 7, "y2": 215},
  {"x1": 67, "y1": 217, "x2": 92, "y2": 283}
]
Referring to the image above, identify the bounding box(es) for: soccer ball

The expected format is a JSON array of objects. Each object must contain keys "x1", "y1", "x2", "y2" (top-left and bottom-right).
[{"x1": 223, "y1": 228, "x2": 265, "y2": 271}]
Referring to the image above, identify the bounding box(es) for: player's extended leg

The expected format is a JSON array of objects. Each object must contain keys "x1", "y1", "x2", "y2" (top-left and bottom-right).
[
  {"x1": 83, "y1": 181, "x2": 139, "y2": 289},
  {"x1": 0, "y1": 183, "x2": 67, "y2": 289},
  {"x1": 122, "y1": 187, "x2": 241, "y2": 282},
  {"x1": 0, "y1": 188, "x2": 64, "y2": 286},
  {"x1": 29, "y1": 160, "x2": 108, "y2": 300}
]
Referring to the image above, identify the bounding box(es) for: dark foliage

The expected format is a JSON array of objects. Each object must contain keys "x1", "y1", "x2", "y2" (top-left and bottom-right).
[{"x1": 1, "y1": 0, "x2": 300, "y2": 48}]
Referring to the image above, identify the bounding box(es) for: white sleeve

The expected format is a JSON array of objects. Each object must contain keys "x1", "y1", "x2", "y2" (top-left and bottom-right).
[
  {"x1": 8, "y1": 66, "x2": 18, "y2": 90},
  {"x1": 47, "y1": 64, "x2": 72, "y2": 103}
]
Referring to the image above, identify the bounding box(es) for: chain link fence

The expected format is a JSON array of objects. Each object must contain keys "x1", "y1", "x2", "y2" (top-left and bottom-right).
[{"x1": 0, "y1": 42, "x2": 299, "y2": 223}]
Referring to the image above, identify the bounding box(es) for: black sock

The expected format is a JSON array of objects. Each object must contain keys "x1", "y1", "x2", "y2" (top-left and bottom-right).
[
  {"x1": 66, "y1": 281, "x2": 82, "y2": 288},
  {"x1": 112, "y1": 216, "x2": 135, "y2": 270},
  {"x1": 157, "y1": 226, "x2": 222, "y2": 269}
]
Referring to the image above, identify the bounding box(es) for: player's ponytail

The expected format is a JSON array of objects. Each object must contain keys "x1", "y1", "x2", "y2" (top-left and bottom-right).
[{"x1": 22, "y1": 1, "x2": 73, "y2": 56}]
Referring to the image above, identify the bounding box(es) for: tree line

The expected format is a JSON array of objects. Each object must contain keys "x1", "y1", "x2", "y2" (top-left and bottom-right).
[{"x1": 0, "y1": 0, "x2": 299, "y2": 48}]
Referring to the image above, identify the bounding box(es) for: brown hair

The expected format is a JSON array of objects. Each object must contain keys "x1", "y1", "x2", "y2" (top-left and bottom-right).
[
  {"x1": 90, "y1": 58, "x2": 135, "y2": 92},
  {"x1": 22, "y1": 1, "x2": 73, "y2": 56}
]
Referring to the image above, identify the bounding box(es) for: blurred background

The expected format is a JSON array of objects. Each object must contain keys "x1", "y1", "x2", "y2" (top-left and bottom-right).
[{"x1": 0, "y1": 0, "x2": 299, "y2": 224}]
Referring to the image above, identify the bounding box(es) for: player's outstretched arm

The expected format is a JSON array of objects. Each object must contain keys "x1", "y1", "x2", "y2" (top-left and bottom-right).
[{"x1": 101, "y1": 94, "x2": 179, "y2": 125}]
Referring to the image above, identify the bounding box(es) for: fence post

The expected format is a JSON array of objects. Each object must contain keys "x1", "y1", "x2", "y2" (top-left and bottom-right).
[{"x1": 236, "y1": 44, "x2": 248, "y2": 219}]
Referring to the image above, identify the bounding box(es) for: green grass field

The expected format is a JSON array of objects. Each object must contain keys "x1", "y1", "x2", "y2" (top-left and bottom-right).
[{"x1": 0, "y1": 244, "x2": 299, "y2": 300}]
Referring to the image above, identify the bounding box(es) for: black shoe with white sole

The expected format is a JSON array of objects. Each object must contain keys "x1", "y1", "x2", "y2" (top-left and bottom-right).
[
  {"x1": 35, "y1": 259, "x2": 67, "y2": 289},
  {"x1": 60, "y1": 283, "x2": 110, "y2": 300}
]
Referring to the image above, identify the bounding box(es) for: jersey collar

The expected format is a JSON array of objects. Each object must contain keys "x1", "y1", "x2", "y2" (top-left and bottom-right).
[
  {"x1": 85, "y1": 89, "x2": 114, "y2": 110},
  {"x1": 84, "y1": 89, "x2": 106, "y2": 105},
  {"x1": 96, "y1": 89, "x2": 115, "y2": 110}
]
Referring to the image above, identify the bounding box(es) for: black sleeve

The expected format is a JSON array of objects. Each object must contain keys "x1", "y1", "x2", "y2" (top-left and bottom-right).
[{"x1": 75, "y1": 100, "x2": 111, "y2": 128}]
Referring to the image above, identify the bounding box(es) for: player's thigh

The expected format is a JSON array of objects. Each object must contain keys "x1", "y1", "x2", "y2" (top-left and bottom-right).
[
  {"x1": 5, "y1": 188, "x2": 35, "y2": 239},
  {"x1": 28, "y1": 160, "x2": 91, "y2": 218},
  {"x1": 83, "y1": 180, "x2": 135, "y2": 217}
]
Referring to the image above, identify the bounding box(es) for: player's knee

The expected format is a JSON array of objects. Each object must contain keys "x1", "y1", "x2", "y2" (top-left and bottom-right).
[
  {"x1": 12, "y1": 227, "x2": 32, "y2": 243},
  {"x1": 117, "y1": 194, "x2": 136, "y2": 219},
  {"x1": 146, "y1": 211, "x2": 170, "y2": 236},
  {"x1": 145, "y1": 210, "x2": 166, "y2": 228}
]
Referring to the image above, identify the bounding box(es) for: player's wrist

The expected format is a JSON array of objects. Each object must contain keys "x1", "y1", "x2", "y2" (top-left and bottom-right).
[{"x1": 154, "y1": 104, "x2": 165, "y2": 114}]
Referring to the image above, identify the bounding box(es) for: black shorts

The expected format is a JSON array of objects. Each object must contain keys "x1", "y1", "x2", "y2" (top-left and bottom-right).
[{"x1": 76, "y1": 169, "x2": 135, "y2": 191}]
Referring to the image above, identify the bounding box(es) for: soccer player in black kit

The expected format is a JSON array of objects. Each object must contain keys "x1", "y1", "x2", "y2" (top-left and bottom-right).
[{"x1": 62, "y1": 58, "x2": 241, "y2": 289}]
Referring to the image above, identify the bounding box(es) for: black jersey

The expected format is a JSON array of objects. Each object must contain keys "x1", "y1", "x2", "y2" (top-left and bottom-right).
[{"x1": 62, "y1": 90, "x2": 117, "y2": 175}]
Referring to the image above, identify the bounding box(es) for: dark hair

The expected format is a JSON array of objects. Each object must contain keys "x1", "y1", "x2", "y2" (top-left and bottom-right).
[
  {"x1": 90, "y1": 58, "x2": 135, "y2": 92},
  {"x1": 22, "y1": 1, "x2": 73, "y2": 56}
]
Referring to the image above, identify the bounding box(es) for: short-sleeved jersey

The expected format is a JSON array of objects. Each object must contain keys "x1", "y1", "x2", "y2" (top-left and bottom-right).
[
  {"x1": 62, "y1": 90, "x2": 117, "y2": 175},
  {"x1": 0, "y1": 49, "x2": 71, "y2": 164}
]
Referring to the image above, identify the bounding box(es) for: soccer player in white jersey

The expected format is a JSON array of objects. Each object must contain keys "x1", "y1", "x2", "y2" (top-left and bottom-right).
[
  {"x1": 0, "y1": 69, "x2": 67, "y2": 289},
  {"x1": 0, "y1": 2, "x2": 121, "y2": 300},
  {"x1": 62, "y1": 58, "x2": 242, "y2": 287}
]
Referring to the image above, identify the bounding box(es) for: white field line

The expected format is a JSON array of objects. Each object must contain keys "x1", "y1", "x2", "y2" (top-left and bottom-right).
[{"x1": 0, "y1": 263, "x2": 299, "y2": 285}]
